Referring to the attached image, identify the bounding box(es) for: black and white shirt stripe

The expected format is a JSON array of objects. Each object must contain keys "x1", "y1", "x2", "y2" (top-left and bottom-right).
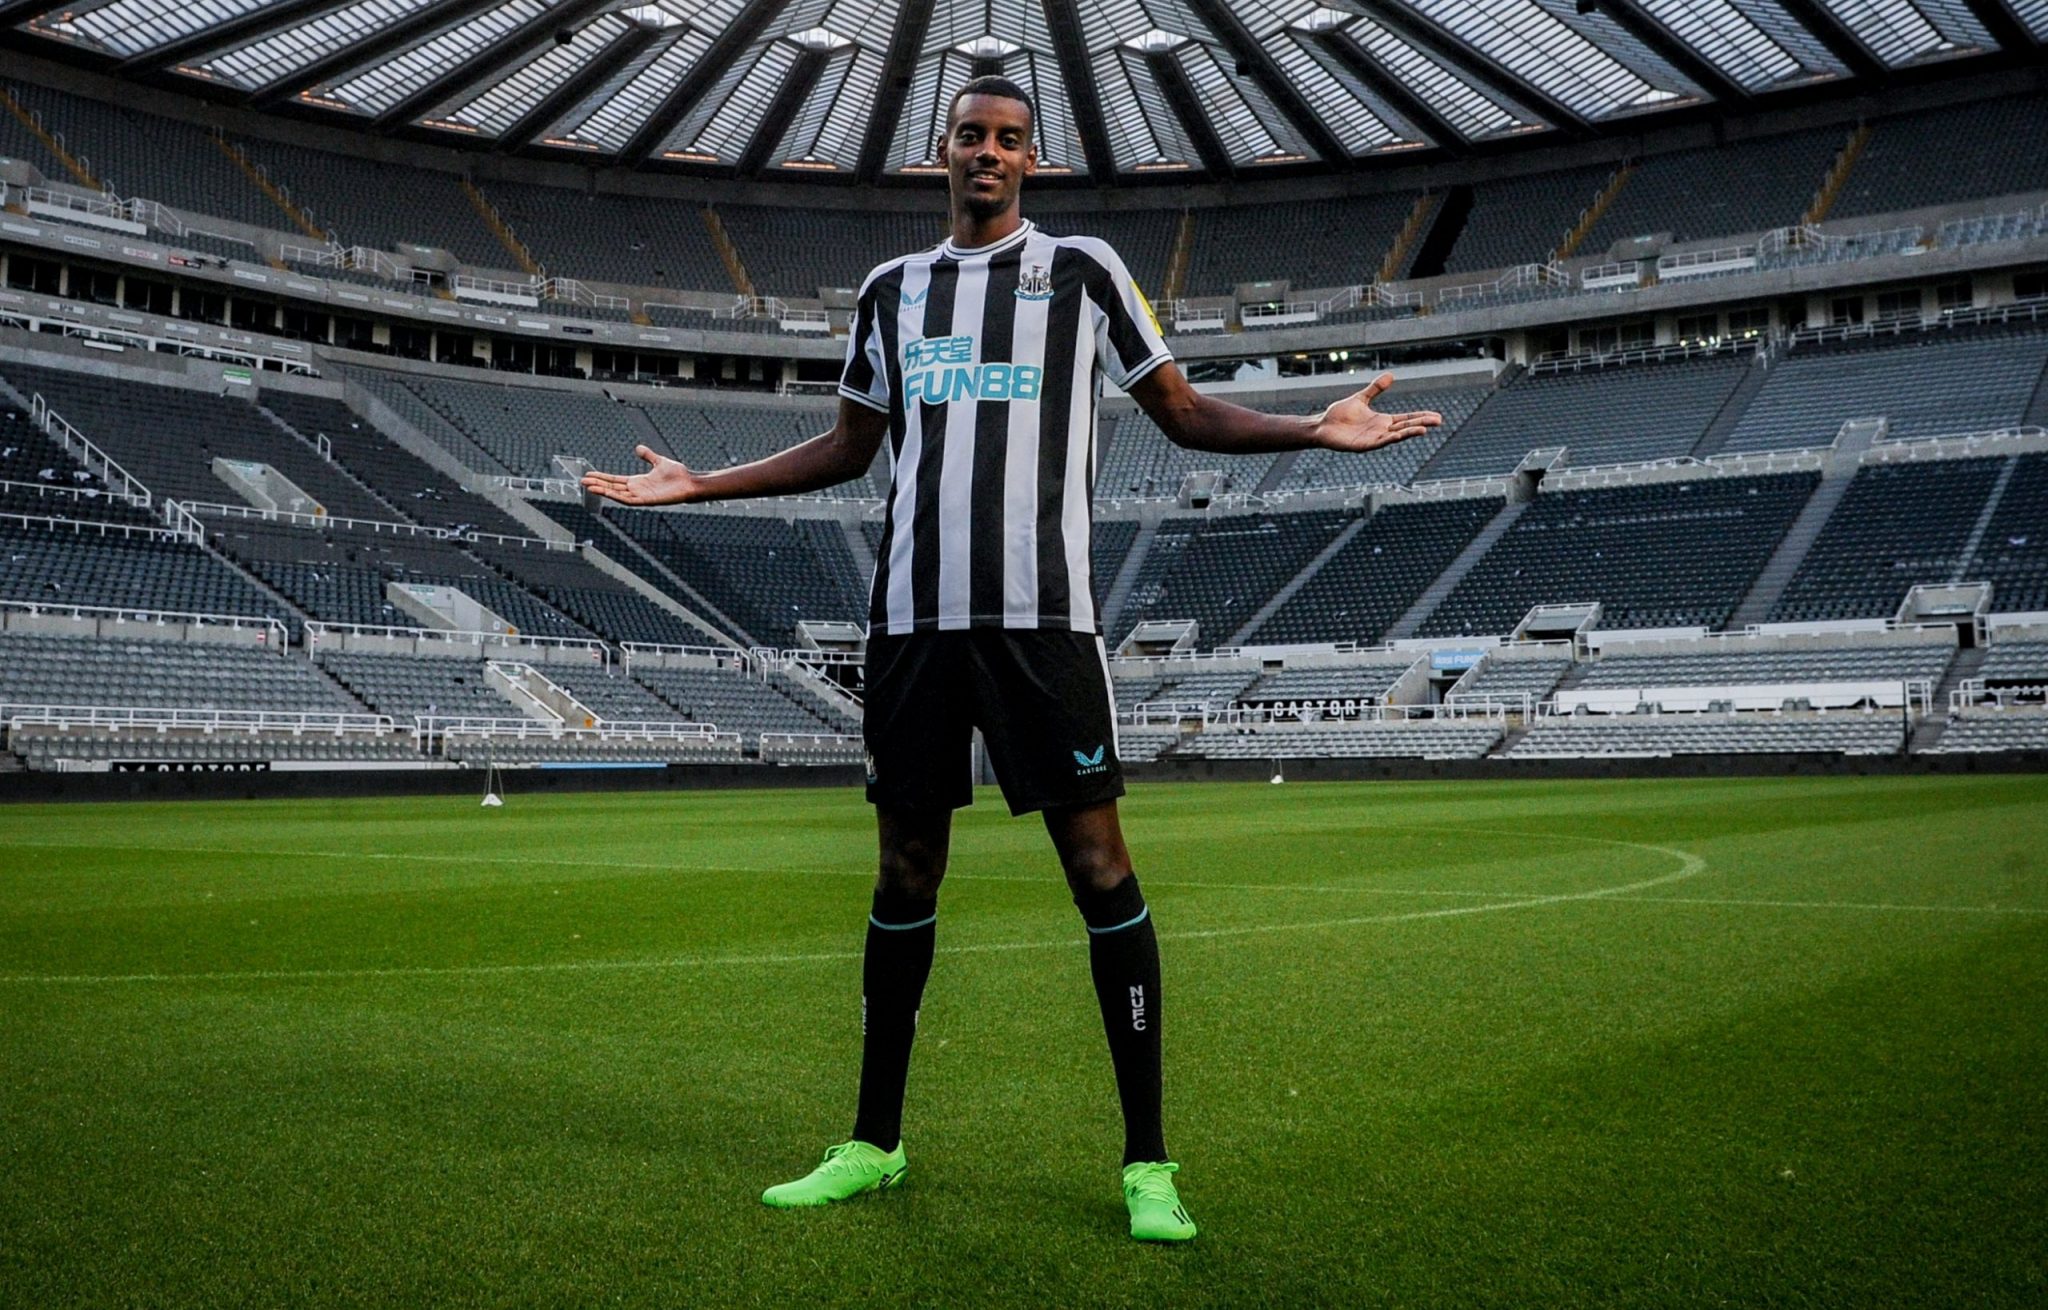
[{"x1": 840, "y1": 219, "x2": 1171, "y2": 635}]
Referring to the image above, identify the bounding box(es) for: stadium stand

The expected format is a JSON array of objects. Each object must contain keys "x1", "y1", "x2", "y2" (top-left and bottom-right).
[
  {"x1": 1511, "y1": 713, "x2": 1903, "y2": 755},
  {"x1": 1966, "y1": 454, "x2": 2048, "y2": 613},
  {"x1": 1978, "y1": 641, "x2": 2048, "y2": 686},
  {"x1": 1929, "y1": 713, "x2": 2048, "y2": 752},
  {"x1": 484, "y1": 183, "x2": 732, "y2": 290},
  {"x1": 539, "y1": 664, "x2": 687, "y2": 723},
  {"x1": 1238, "y1": 661, "x2": 1419, "y2": 708},
  {"x1": 393, "y1": 373, "x2": 652, "y2": 480},
  {"x1": 1442, "y1": 164, "x2": 1615, "y2": 275},
  {"x1": 1833, "y1": 95, "x2": 2048, "y2": 220},
  {"x1": 239, "y1": 138, "x2": 503, "y2": 267},
  {"x1": 1120, "y1": 510, "x2": 1350, "y2": 645},
  {"x1": 1768, "y1": 458, "x2": 2003, "y2": 622},
  {"x1": 1577, "y1": 128, "x2": 1845, "y2": 252},
  {"x1": 1448, "y1": 653, "x2": 1575, "y2": 706},
  {"x1": 1097, "y1": 410, "x2": 1279, "y2": 500},
  {"x1": 0, "y1": 629, "x2": 357, "y2": 713},
  {"x1": 316, "y1": 650, "x2": 519, "y2": 721},
  {"x1": 0, "y1": 363, "x2": 392, "y2": 521},
  {"x1": 216, "y1": 519, "x2": 481, "y2": 627},
  {"x1": 1034, "y1": 210, "x2": 1179, "y2": 296},
  {"x1": 1718, "y1": 325, "x2": 2048, "y2": 454},
  {"x1": 1279, "y1": 387, "x2": 1488, "y2": 491},
  {"x1": 1130, "y1": 668, "x2": 1262, "y2": 714},
  {"x1": 1247, "y1": 498, "x2": 1499, "y2": 647},
  {"x1": 630, "y1": 663, "x2": 841, "y2": 745},
  {"x1": 1176, "y1": 721, "x2": 1502, "y2": 759},
  {"x1": 0, "y1": 522, "x2": 287, "y2": 621},
  {"x1": 464, "y1": 536, "x2": 705, "y2": 646},
  {"x1": 440, "y1": 732, "x2": 744, "y2": 766},
  {"x1": 718, "y1": 205, "x2": 945, "y2": 295},
  {"x1": 1182, "y1": 193, "x2": 1417, "y2": 296},
  {"x1": 1419, "y1": 473, "x2": 1819, "y2": 636},
  {"x1": 1574, "y1": 642, "x2": 1954, "y2": 689},
  {"x1": 257, "y1": 392, "x2": 533, "y2": 538},
  {"x1": 10, "y1": 727, "x2": 419, "y2": 769},
  {"x1": 1422, "y1": 354, "x2": 1751, "y2": 479}
]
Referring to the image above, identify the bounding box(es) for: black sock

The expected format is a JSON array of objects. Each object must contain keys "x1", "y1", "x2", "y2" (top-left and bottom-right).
[
  {"x1": 851, "y1": 886, "x2": 936, "y2": 1153},
  {"x1": 1075, "y1": 874, "x2": 1168, "y2": 1166}
]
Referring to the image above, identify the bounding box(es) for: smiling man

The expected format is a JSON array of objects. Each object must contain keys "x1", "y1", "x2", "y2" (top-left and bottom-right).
[{"x1": 582, "y1": 76, "x2": 1442, "y2": 1242}]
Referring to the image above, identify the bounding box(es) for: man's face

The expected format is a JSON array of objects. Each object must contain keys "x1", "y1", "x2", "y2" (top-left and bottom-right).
[{"x1": 945, "y1": 93, "x2": 1037, "y2": 221}]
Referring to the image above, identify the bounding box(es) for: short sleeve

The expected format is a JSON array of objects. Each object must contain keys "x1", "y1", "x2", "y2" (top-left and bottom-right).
[
  {"x1": 1085, "y1": 242, "x2": 1173, "y2": 391},
  {"x1": 838, "y1": 274, "x2": 891, "y2": 413}
]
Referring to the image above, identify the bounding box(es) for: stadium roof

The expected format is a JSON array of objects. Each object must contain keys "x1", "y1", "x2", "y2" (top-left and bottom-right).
[{"x1": 5, "y1": 0, "x2": 2037, "y2": 182}]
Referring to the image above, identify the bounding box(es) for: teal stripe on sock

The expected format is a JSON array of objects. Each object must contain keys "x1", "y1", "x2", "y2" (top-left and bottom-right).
[
  {"x1": 1086, "y1": 905, "x2": 1149, "y2": 935},
  {"x1": 870, "y1": 912, "x2": 937, "y2": 931}
]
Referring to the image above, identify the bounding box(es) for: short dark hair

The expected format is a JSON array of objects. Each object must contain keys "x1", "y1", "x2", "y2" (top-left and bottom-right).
[{"x1": 948, "y1": 75, "x2": 1035, "y2": 136}]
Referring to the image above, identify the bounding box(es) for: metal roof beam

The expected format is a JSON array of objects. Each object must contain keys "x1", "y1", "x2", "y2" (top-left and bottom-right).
[
  {"x1": 0, "y1": 2, "x2": 62, "y2": 25},
  {"x1": 360, "y1": 0, "x2": 621, "y2": 125},
  {"x1": 1177, "y1": 0, "x2": 1353, "y2": 166},
  {"x1": 243, "y1": 0, "x2": 506, "y2": 111},
  {"x1": 1146, "y1": 52, "x2": 1235, "y2": 178},
  {"x1": 738, "y1": 47, "x2": 827, "y2": 176},
  {"x1": 1039, "y1": 0, "x2": 1118, "y2": 184},
  {"x1": 619, "y1": 0, "x2": 798, "y2": 165},
  {"x1": 116, "y1": 0, "x2": 356, "y2": 74},
  {"x1": 1313, "y1": 29, "x2": 1470, "y2": 157},
  {"x1": 1591, "y1": 0, "x2": 1752, "y2": 102},
  {"x1": 496, "y1": 24, "x2": 661, "y2": 152},
  {"x1": 1768, "y1": 0, "x2": 1889, "y2": 79},
  {"x1": 855, "y1": 0, "x2": 933, "y2": 182},
  {"x1": 1348, "y1": 0, "x2": 1589, "y2": 133}
]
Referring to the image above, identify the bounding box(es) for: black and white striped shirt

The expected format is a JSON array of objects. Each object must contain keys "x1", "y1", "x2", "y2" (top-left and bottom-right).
[{"x1": 840, "y1": 219, "x2": 1171, "y2": 635}]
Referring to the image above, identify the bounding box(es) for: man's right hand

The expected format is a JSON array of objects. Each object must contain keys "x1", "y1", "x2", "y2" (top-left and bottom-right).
[{"x1": 581, "y1": 445, "x2": 698, "y2": 507}]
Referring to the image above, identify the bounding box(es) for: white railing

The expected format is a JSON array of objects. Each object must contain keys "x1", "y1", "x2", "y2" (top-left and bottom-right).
[
  {"x1": 4, "y1": 704, "x2": 392, "y2": 734},
  {"x1": 125, "y1": 198, "x2": 185, "y2": 237},
  {"x1": 1951, "y1": 679, "x2": 2048, "y2": 713},
  {"x1": 493, "y1": 475, "x2": 583, "y2": 498},
  {"x1": 618, "y1": 641, "x2": 750, "y2": 671},
  {"x1": 1657, "y1": 242, "x2": 1759, "y2": 279},
  {"x1": 2, "y1": 597, "x2": 289, "y2": 646},
  {"x1": 465, "y1": 529, "x2": 577, "y2": 551},
  {"x1": 422, "y1": 714, "x2": 739, "y2": 747},
  {"x1": 279, "y1": 241, "x2": 347, "y2": 270},
  {"x1": 28, "y1": 397, "x2": 150, "y2": 505},
  {"x1": 0, "y1": 509, "x2": 187, "y2": 542},
  {"x1": 1435, "y1": 262, "x2": 1570, "y2": 306},
  {"x1": 540, "y1": 276, "x2": 632, "y2": 312},
  {"x1": 1240, "y1": 299, "x2": 1323, "y2": 326},
  {"x1": 1579, "y1": 260, "x2": 1642, "y2": 289},
  {"x1": 1532, "y1": 337, "x2": 1750, "y2": 373},
  {"x1": 0, "y1": 479, "x2": 148, "y2": 512},
  {"x1": 177, "y1": 500, "x2": 463, "y2": 538},
  {"x1": 1171, "y1": 303, "x2": 1228, "y2": 330},
  {"x1": 10, "y1": 184, "x2": 130, "y2": 225},
  {"x1": 305, "y1": 620, "x2": 609, "y2": 659},
  {"x1": 158, "y1": 499, "x2": 207, "y2": 544},
  {"x1": 759, "y1": 732, "x2": 865, "y2": 760}
]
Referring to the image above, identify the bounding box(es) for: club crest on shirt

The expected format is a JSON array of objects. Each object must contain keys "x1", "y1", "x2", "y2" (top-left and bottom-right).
[{"x1": 1015, "y1": 263, "x2": 1054, "y2": 301}]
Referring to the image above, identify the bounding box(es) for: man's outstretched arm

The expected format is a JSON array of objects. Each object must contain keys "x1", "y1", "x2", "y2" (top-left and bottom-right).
[
  {"x1": 580, "y1": 398, "x2": 889, "y2": 507},
  {"x1": 1127, "y1": 365, "x2": 1442, "y2": 456}
]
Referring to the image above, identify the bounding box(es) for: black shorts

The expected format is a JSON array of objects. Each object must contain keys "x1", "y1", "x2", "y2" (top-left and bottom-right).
[{"x1": 863, "y1": 629, "x2": 1125, "y2": 816}]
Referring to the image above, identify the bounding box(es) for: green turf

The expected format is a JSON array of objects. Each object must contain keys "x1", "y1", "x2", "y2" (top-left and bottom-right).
[{"x1": 2, "y1": 776, "x2": 2044, "y2": 1307}]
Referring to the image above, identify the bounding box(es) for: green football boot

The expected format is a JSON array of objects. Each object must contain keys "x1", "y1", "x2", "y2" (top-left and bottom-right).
[
  {"x1": 1122, "y1": 1161, "x2": 1197, "y2": 1242},
  {"x1": 760, "y1": 1140, "x2": 907, "y2": 1208}
]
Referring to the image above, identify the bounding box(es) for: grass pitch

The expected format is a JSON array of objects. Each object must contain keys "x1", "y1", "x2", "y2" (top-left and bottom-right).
[{"x1": 2, "y1": 775, "x2": 2044, "y2": 1308}]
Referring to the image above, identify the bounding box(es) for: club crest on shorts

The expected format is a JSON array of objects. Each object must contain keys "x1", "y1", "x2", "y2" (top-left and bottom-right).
[{"x1": 1016, "y1": 263, "x2": 1054, "y2": 301}]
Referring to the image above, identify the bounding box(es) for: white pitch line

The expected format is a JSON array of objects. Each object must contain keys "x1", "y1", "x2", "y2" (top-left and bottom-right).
[
  {"x1": 0, "y1": 837, "x2": 1708, "y2": 986},
  {"x1": 1596, "y1": 893, "x2": 2048, "y2": 917}
]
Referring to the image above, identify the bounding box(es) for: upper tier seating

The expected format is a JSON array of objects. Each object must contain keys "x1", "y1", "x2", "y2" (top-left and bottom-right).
[
  {"x1": 1420, "y1": 473, "x2": 1819, "y2": 637},
  {"x1": 0, "y1": 521, "x2": 286, "y2": 623},
  {"x1": 1280, "y1": 387, "x2": 1487, "y2": 491},
  {"x1": 316, "y1": 651, "x2": 516, "y2": 722},
  {"x1": 1134, "y1": 668, "x2": 1261, "y2": 713},
  {"x1": 0, "y1": 629, "x2": 358, "y2": 713},
  {"x1": 1121, "y1": 509, "x2": 1351, "y2": 647},
  {"x1": 1576, "y1": 643, "x2": 1954, "y2": 689},
  {"x1": 1424, "y1": 355, "x2": 1751, "y2": 480},
  {"x1": 1183, "y1": 192, "x2": 1416, "y2": 296},
  {"x1": 1443, "y1": 164, "x2": 1614, "y2": 275},
  {"x1": 1579, "y1": 128, "x2": 1844, "y2": 252},
  {"x1": 1511, "y1": 712, "x2": 1902, "y2": 755},
  {"x1": 0, "y1": 403, "x2": 151, "y2": 525},
  {"x1": 1979, "y1": 641, "x2": 2048, "y2": 685},
  {"x1": 1769, "y1": 458, "x2": 2003, "y2": 622},
  {"x1": 1239, "y1": 662, "x2": 1418, "y2": 706},
  {"x1": 719, "y1": 205, "x2": 946, "y2": 296},
  {"x1": 465, "y1": 537, "x2": 704, "y2": 646},
  {"x1": 541, "y1": 664, "x2": 683, "y2": 723},
  {"x1": 0, "y1": 82, "x2": 71, "y2": 179},
  {"x1": 483, "y1": 182, "x2": 732, "y2": 291},
  {"x1": 1247, "y1": 498, "x2": 1498, "y2": 647},
  {"x1": 1719, "y1": 326, "x2": 2048, "y2": 454},
  {"x1": 1964, "y1": 453, "x2": 2048, "y2": 614},
  {"x1": 0, "y1": 363, "x2": 392, "y2": 521},
  {"x1": 349, "y1": 370, "x2": 513, "y2": 475},
  {"x1": 239, "y1": 137, "x2": 504, "y2": 268},
  {"x1": 5, "y1": 82, "x2": 281, "y2": 229},
  {"x1": 397, "y1": 374, "x2": 654, "y2": 479},
  {"x1": 256, "y1": 392, "x2": 532, "y2": 537},
  {"x1": 1834, "y1": 95, "x2": 2048, "y2": 220},
  {"x1": 1034, "y1": 210, "x2": 1179, "y2": 296},
  {"x1": 217, "y1": 518, "x2": 483, "y2": 626}
]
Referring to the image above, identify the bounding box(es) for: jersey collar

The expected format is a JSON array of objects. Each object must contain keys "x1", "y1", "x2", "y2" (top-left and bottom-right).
[{"x1": 941, "y1": 219, "x2": 1035, "y2": 261}]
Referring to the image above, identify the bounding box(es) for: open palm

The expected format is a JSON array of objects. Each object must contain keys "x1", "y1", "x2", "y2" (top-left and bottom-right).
[
  {"x1": 580, "y1": 444, "x2": 699, "y2": 507},
  {"x1": 1316, "y1": 373, "x2": 1444, "y2": 453}
]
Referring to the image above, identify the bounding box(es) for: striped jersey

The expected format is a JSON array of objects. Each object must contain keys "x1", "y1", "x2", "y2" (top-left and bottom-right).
[{"x1": 839, "y1": 218, "x2": 1171, "y2": 635}]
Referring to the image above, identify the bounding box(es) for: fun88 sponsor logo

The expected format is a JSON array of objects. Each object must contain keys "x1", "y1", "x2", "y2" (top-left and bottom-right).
[{"x1": 902, "y1": 335, "x2": 1043, "y2": 405}]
